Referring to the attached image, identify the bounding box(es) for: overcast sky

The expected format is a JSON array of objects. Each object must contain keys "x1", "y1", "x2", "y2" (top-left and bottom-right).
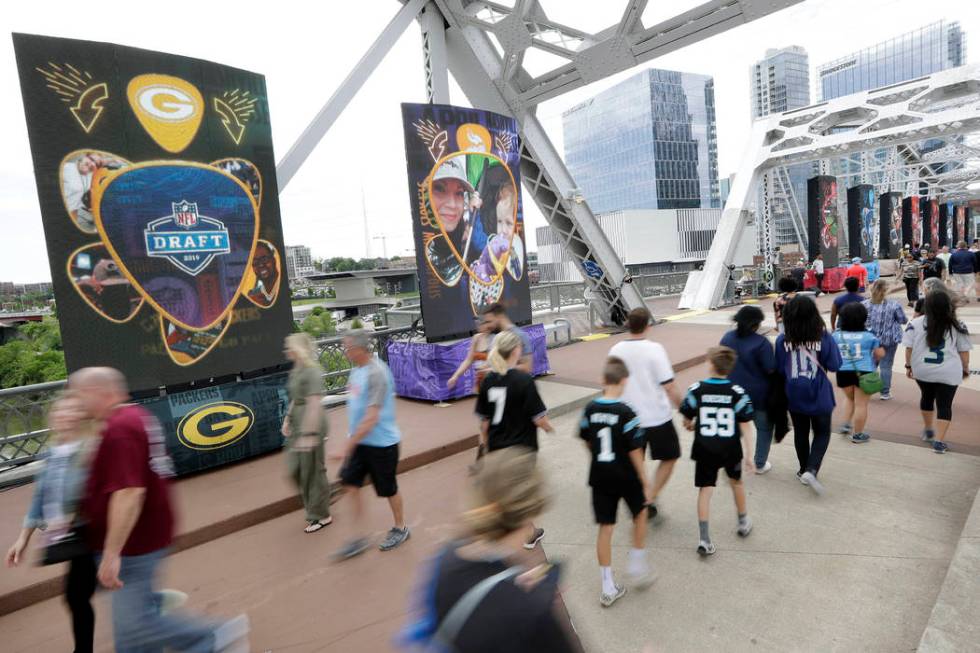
[{"x1": 2, "y1": 0, "x2": 979, "y2": 283}]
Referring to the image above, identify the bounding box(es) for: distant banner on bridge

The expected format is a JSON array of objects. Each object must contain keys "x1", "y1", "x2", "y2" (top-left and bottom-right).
[
  {"x1": 922, "y1": 198, "x2": 940, "y2": 248},
  {"x1": 846, "y1": 185, "x2": 875, "y2": 261},
  {"x1": 879, "y1": 192, "x2": 903, "y2": 259},
  {"x1": 939, "y1": 201, "x2": 952, "y2": 248},
  {"x1": 954, "y1": 205, "x2": 967, "y2": 244},
  {"x1": 807, "y1": 176, "x2": 839, "y2": 267},
  {"x1": 12, "y1": 33, "x2": 292, "y2": 391},
  {"x1": 902, "y1": 196, "x2": 921, "y2": 248},
  {"x1": 400, "y1": 103, "x2": 531, "y2": 342}
]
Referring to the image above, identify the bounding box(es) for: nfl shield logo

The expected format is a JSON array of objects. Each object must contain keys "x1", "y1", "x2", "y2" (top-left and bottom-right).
[{"x1": 174, "y1": 201, "x2": 199, "y2": 228}]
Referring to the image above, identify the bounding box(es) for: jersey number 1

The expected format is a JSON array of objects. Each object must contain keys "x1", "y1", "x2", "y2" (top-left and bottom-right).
[{"x1": 597, "y1": 427, "x2": 615, "y2": 462}]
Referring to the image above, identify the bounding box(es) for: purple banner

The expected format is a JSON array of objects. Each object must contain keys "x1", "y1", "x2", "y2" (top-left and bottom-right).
[{"x1": 387, "y1": 324, "x2": 549, "y2": 401}]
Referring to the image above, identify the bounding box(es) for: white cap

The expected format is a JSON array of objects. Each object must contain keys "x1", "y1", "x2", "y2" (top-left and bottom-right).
[{"x1": 432, "y1": 157, "x2": 475, "y2": 193}]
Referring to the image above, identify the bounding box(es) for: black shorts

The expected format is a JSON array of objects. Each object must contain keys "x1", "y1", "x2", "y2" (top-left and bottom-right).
[
  {"x1": 591, "y1": 479, "x2": 646, "y2": 525},
  {"x1": 645, "y1": 421, "x2": 681, "y2": 460},
  {"x1": 339, "y1": 443, "x2": 400, "y2": 497},
  {"x1": 694, "y1": 456, "x2": 742, "y2": 488},
  {"x1": 836, "y1": 371, "x2": 860, "y2": 388}
]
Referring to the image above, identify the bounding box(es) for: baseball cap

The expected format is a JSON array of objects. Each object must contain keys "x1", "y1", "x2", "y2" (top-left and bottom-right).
[
  {"x1": 851, "y1": 256, "x2": 861, "y2": 264},
  {"x1": 432, "y1": 156, "x2": 475, "y2": 193}
]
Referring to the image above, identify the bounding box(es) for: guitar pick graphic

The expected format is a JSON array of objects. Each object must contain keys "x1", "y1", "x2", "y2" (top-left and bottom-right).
[
  {"x1": 66, "y1": 242, "x2": 144, "y2": 323},
  {"x1": 59, "y1": 150, "x2": 131, "y2": 234},
  {"x1": 161, "y1": 314, "x2": 231, "y2": 366},
  {"x1": 93, "y1": 162, "x2": 258, "y2": 331},
  {"x1": 127, "y1": 74, "x2": 204, "y2": 153},
  {"x1": 241, "y1": 239, "x2": 281, "y2": 308}
]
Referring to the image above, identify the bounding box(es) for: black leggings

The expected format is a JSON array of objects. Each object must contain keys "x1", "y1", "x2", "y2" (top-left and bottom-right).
[
  {"x1": 916, "y1": 380, "x2": 959, "y2": 421},
  {"x1": 903, "y1": 278, "x2": 919, "y2": 303},
  {"x1": 64, "y1": 553, "x2": 97, "y2": 653},
  {"x1": 790, "y1": 412, "x2": 832, "y2": 476}
]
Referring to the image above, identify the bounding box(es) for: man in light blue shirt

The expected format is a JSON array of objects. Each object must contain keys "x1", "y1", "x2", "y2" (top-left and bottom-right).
[{"x1": 334, "y1": 330, "x2": 409, "y2": 559}]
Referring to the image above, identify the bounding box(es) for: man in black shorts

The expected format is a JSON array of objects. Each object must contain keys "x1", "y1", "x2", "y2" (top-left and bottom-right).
[
  {"x1": 579, "y1": 357, "x2": 653, "y2": 608},
  {"x1": 334, "y1": 331, "x2": 409, "y2": 559},
  {"x1": 679, "y1": 347, "x2": 755, "y2": 556},
  {"x1": 609, "y1": 308, "x2": 683, "y2": 520}
]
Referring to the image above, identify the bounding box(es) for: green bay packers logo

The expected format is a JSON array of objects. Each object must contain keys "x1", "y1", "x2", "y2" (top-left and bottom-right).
[{"x1": 177, "y1": 402, "x2": 254, "y2": 450}]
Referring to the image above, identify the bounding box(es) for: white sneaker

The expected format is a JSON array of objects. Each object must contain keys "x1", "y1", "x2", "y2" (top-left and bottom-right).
[
  {"x1": 697, "y1": 540, "x2": 716, "y2": 556},
  {"x1": 800, "y1": 471, "x2": 825, "y2": 496},
  {"x1": 157, "y1": 589, "x2": 188, "y2": 615},
  {"x1": 628, "y1": 566, "x2": 656, "y2": 590},
  {"x1": 214, "y1": 614, "x2": 250, "y2": 652},
  {"x1": 737, "y1": 516, "x2": 753, "y2": 537},
  {"x1": 754, "y1": 461, "x2": 772, "y2": 475},
  {"x1": 600, "y1": 584, "x2": 626, "y2": 607}
]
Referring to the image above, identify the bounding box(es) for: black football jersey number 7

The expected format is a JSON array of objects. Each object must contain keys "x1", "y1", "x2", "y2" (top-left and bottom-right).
[{"x1": 476, "y1": 369, "x2": 547, "y2": 452}]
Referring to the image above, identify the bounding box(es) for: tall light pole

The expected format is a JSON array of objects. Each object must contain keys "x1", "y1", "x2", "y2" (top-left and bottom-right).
[{"x1": 372, "y1": 234, "x2": 389, "y2": 260}]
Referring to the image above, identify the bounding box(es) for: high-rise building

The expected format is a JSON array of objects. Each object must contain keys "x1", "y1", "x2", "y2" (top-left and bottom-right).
[
  {"x1": 750, "y1": 46, "x2": 810, "y2": 119},
  {"x1": 818, "y1": 20, "x2": 966, "y2": 101},
  {"x1": 285, "y1": 245, "x2": 314, "y2": 280},
  {"x1": 562, "y1": 68, "x2": 720, "y2": 214},
  {"x1": 749, "y1": 46, "x2": 814, "y2": 247}
]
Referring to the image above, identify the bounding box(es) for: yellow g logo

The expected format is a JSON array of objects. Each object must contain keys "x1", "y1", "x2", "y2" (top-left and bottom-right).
[
  {"x1": 177, "y1": 402, "x2": 254, "y2": 451},
  {"x1": 127, "y1": 74, "x2": 204, "y2": 153}
]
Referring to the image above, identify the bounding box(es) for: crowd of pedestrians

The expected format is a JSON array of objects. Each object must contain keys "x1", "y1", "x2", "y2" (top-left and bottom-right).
[{"x1": 4, "y1": 255, "x2": 976, "y2": 651}]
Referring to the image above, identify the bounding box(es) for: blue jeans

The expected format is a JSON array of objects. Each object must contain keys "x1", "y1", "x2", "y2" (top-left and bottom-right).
[
  {"x1": 110, "y1": 549, "x2": 216, "y2": 653},
  {"x1": 879, "y1": 343, "x2": 898, "y2": 395},
  {"x1": 752, "y1": 408, "x2": 774, "y2": 468}
]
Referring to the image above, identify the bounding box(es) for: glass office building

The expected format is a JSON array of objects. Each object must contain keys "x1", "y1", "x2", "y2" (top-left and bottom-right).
[
  {"x1": 818, "y1": 20, "x2": 966, "y2": 101},
  {"x1": 749, "y1": 46, "x2": 814, "y2": 247},
  {"x1": 751, "y1": 46, "x2": 810, "y2": 119},
  {"x1": 562, "y1": 68, "x2": 720, "y2": 213}
]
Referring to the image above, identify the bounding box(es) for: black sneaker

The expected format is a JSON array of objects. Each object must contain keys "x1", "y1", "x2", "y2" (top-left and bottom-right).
[
  {"x1": 523, "y1": 527, "x2": 545, "y2": 550},
  {"x1": 646, "y1": 503, "x2": 658, "y2": 520}
]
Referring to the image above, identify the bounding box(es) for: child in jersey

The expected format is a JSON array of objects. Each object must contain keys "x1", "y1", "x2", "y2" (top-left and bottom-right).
[
  {"x1": 476, "y1": 329, "x2": 554, "y2": 549},
  {"x1": 578, "y1": 357, "x2": 653, "y2": 607},
  {"x1": 832, "y1": 302, "x2": 884, "y2": 443},
  {"x1": 679, "y1": 346, "x2": 755, "y2": 556}
]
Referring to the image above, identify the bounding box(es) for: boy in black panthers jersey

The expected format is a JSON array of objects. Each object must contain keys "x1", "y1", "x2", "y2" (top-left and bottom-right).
[
  {"x1": 679, "y1": 346, "x2": 755, "y2": 557},
  {"x1": 578, "y1": 357, "x2": 652, "y2": 608}
]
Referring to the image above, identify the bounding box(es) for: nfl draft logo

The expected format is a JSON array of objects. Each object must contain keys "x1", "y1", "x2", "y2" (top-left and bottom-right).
[{"x1": 144, "y1": 200, "x2": 231, "y2": 275}]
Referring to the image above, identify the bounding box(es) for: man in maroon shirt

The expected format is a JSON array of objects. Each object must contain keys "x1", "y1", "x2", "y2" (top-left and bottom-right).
[{"x1": 73, "y1": 367, "x2": 249, "y2": 652}]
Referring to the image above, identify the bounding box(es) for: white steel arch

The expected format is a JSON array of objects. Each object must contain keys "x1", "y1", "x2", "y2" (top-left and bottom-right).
[{"x1": 683, "y1": 63, "x2": 980, "y2": 310}]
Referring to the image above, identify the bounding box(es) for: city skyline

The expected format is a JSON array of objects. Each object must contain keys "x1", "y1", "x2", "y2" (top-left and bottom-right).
[{"x1": 1, "y1": 2, "x2": 979, "y2": 282}]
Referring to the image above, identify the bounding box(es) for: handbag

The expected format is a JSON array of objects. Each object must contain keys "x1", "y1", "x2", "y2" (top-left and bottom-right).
[
  {"x1": 39, "y1": 522, "x2": 89, "y2": 566},
  {"x1": 842, "y1": 339, "x2": 883, "y2": 396}
]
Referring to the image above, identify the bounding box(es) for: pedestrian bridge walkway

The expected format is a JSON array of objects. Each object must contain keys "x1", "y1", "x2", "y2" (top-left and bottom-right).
[{"x1": 1, "y1": 296, "x2": 978, "y2": 651}]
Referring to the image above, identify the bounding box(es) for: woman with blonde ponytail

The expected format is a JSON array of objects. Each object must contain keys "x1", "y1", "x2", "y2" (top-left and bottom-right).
[
  {"x1": 475, "y1": 330, "x2": 553, "y2": 550},
  {"x1": 401, "y1": 448, "x2": 575, "y2": 652}
]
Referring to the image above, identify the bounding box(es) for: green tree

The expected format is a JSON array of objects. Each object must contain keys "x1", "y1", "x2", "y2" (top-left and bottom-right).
[
  {"x1": 350, "y1": 317, "x2": 364, "y2": 330},
  {"x1": 0, "y1": 316, "x2": 67, "y2": 388},
  {"x1": 301, "y1": 311, "x2": 336, "y2": 339}
]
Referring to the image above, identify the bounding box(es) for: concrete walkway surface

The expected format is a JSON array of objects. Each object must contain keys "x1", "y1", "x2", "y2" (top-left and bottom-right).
[{"x1": 538, "y1": 403, "x2": 980, "y2": 653}]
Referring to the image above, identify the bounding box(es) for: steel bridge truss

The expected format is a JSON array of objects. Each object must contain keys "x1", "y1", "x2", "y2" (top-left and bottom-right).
[
  {"x1": 683, "y1": 63, "x2": 980, "y2": 310},
  {"x1": 276, "y1": 0, "x2": 803, "y2": 325}
]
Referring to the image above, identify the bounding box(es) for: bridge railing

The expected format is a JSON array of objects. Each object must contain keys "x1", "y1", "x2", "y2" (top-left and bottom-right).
[
  {"x1": 0, "y1": 327, "x2": 425, "y2": 475},
  {"x1": 0, "y1": 380, "x2": 66, "y2": 471},
  {"x1": 531, "y1": 271, "x2": 692, "y2": 312}
]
